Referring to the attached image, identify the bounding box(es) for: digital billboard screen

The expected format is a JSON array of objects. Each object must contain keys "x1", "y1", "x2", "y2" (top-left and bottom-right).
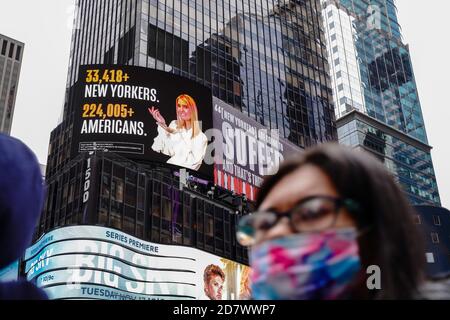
[
  {"x1": 24, "y1": 226, "x2": 251, "y2": 300},
  {"x1": 212, "y1": 97, "x2": 302, "y2": 201},
  {"x1": 71, "y1": 65, "x2": 214, "y2": 178}
]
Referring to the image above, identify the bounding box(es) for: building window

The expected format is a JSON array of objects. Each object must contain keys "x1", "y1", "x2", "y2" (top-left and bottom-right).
[
  {"x1": 1, "y1": 40, "x2": 7, "y2": 55},
  {"x1": 125, "y1": 184, "x2": 137, "y2": 207},
  {"x1": 205, "y1": 215, "x2": 214, "y2": 238},
  {"x1": 104, "y1": 46, "x2": 115, "y2": 64},
  {"x1": 152, "y1": 194, "x2": 161, "y2": 217},
  {"x1": 101, "y1": 174, "x2": 111, "y2": 198},
  {"x1": 162, "y1": 198, "x2": 172, "y2": 221},
  {"x1": 431, "y1": 232, "x2": 440, "y2": 244},
  {"x1": 425, "y1": 252, "x2": 435, "y2": 264},
  {"x1": 151, "y1": 228, "x2": 160, "y2": 243},
  {"x1": 111, "y1": 179, "x2": 124, "y2": 203},
  {"x1": 148, "y1": 23, "x2": 189, "y2": 70},
  {"x1": 413, "y1": 215, "x2": 421, "y2": 225},
  {"x1": 433, "y1": 215, "x2": 441, "y2": 226},
  {"x1": 99, "y1": 199, "x2": 109, "y2": 225},
  {"x1": 15, "y1": 46, "x2": 21, "y2": 61},
  {"x1": 137, "y1": 188, "x2": 145, "y2": 210},
  {"x1": 8, "y1": 43, "x2": 14, "y2": 58},
  {"x1": 118, "y1": 26, "x2": 135, "y2": 64},
  {"x1": 110, "y1": 213, "x2": 122, "y2": 229}
]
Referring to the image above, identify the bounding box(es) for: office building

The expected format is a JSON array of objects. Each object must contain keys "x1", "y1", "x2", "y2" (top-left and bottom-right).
[
  {"x1": 414, "y1": 206, "x2": 450, "y2": 279},
  {"x1": 321, "y1": 0, "x2": 440, "y2": 205},
  {"x1": 0, "y1": 34, "x2": 24, "y2": 134}
]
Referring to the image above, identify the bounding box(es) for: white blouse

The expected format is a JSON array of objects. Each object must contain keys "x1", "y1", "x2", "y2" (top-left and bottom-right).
[{"x1": 151, "y1": 120, "x2": 208, "y2": 171}]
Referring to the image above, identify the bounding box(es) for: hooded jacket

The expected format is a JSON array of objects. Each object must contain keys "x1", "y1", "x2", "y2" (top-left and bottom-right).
[{"x1": 0, "y1": 134, "x2": 47, "y2": 300}]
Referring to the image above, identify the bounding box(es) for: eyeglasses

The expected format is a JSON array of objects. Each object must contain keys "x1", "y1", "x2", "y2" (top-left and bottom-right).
[{"x1": 236, "y1": 196, "x2": 360, "y2": 247}]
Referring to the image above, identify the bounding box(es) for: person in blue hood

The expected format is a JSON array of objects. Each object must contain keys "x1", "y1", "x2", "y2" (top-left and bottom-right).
[{"x1": 0, "y1": 134, "x2": 48, "y2": 300}]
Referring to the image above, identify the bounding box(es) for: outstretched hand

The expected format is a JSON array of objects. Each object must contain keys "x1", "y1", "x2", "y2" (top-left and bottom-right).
[{"x1": 148, "y1": 107, "x2": 167, "y2": 127}]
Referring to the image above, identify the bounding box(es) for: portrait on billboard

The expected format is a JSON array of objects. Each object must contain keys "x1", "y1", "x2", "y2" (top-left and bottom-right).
[
  {"x1": 24, "y1": 226, "x2": 252, "y2": 300},
  {"x1": 201, "y1": 264, "x2": 225, "y2": 300},
  {"x1": 149, "y1": 94, "x2": 208, "y2": 171}
]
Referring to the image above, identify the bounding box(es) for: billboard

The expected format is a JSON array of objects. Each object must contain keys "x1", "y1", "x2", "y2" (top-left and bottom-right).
[
  {"x1": 213, "y1": 98, "x2": 301, "y2": 201},
  {"x1": 24, "y1": 226, "x2": 251, "y2": 300},
  {"x1": 71, "y1": 65, "x2": 214, "y2": 177}
]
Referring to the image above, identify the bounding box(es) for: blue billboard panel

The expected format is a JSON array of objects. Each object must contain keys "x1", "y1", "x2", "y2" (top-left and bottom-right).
[{"x1": 24, "y1": 226, "x2": 251, "y2": 300}]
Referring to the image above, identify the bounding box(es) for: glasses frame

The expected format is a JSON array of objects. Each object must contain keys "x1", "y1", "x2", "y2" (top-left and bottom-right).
[{"x1": 237, "y1": 196, "x2": 359, "y2": 246}]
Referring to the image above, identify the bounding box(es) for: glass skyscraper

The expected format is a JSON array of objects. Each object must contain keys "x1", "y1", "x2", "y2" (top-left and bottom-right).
[
  {"x1": 0, "y1": 34, "x2": 23, "y2": 135},
  {"x1": 60, "y1": 0, "x2": 336, "y2": 144},
  {"x1": 321, "y1": 0, "x2": 440, "y2": 205},
  {"x1": 38, "y1": 0, "x2": 337, "y2": 263}
]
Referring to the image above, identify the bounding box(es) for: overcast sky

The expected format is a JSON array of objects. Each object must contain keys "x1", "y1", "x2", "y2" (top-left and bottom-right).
[{"x1": 0, "y1": 0, "x2": 448, "y2": 207}]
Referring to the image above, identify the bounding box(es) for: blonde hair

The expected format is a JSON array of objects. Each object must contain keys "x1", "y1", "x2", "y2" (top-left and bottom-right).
[
  {"x1": 239, "y1": 267, "x2": 252, "y2": 300},
  {"x1": 176, "y1": 94, "x2": 201, "y2": 138}
]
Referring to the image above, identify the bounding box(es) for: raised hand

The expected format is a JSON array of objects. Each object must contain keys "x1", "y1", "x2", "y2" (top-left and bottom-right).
[
  {"x1": 148, "y1": 106, "x2": 157, "y2": 119},
  {"x1": 148, "y1": 107, "x2": 167, "y2": 126},
  {"x1": 148, "y1": 107, "x2": 171, "y2": 133}
]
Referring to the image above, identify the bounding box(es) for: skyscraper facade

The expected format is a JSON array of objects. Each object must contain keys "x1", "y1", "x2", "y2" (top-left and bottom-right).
[
  {"x1": 0, "y1": 34, "x2": 24, "y2": 135},
  {"x1": 37, "y1": 0, "x2": 337, "y2": 262},
  {"x1": 321, "y1": 0, "x2": 440, "y2": 205},
  {"x1": 58, "y1": 0, "x2": 336, "y2": 147}
]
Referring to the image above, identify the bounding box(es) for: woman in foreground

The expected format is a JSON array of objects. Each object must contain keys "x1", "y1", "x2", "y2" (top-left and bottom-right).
[{"x1": 237, "y1": 143, "x2": 447, "y2": 299}]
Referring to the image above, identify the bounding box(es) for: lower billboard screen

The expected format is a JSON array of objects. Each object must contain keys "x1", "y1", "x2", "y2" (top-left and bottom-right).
[{"x1": 24, "y1": 226, "x2": 251, "y2": 300}]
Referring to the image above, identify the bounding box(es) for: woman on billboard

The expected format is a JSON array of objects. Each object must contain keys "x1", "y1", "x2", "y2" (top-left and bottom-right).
[{"x1": 148, "y1": 94, "x2": 208, "y2": 171}]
